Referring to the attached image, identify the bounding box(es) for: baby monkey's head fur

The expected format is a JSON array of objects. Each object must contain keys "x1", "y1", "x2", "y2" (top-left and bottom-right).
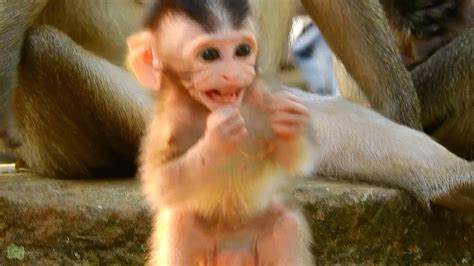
[{"x1": 143, "y1": 0, "x2": 251, "y2": 32}]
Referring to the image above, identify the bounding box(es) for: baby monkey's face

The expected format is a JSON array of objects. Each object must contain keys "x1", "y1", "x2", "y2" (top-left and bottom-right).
[{"x1": 155, "y1": 14, "x2": 258, "y2": 111}]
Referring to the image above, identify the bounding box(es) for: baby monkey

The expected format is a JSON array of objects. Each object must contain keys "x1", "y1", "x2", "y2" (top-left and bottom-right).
[{"x1": 128, "y1": 0, "x2": 316, "y2": 265}]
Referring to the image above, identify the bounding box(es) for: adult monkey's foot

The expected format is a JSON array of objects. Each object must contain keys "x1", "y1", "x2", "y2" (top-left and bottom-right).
[{"x1": 432, "y1": 164, "x2": 474, "y2": 212}]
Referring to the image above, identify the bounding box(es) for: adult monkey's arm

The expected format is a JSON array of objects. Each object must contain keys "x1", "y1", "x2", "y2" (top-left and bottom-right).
[{"x1": 301, "y1": 0, "x2": 423, "y2": 130}]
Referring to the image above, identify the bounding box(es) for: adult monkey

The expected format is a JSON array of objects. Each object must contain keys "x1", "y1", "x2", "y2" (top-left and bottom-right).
[
  {"x1": 0, "y1": 0, "x2": 414, "y2": 176},
  {"x1": 381, "y1": 0, "x2": 474, "y2": 160},
  {"x1": 0, "y1": 0, "x2": 473, "y2": 211},
  {"x1": 0, "y1": 0, "x2": 152, "y2": 178},
  {"x1": 327, "y1": 0, "x2": 474, "y2": 160},
  {"x1": 253, "y1": 0, "x2": 422, "y2": 130}
]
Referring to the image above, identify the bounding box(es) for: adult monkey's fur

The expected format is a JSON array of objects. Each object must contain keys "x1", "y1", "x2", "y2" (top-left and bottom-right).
[
  {"x1": 334, "y1": 0, "x2": 474, "y2": 160},
  {"x1": 249, "y1": 0, "x2": 297, "y2": 79},
  {"x1": 0, "y1": 0, "x2": 473, "y2": 211},
  {"x1": 381, "y1": 0, "x2": 474, "y2": 160},
  {"x1": 251, "y1": 0, "x2": 421, "y2": 129},
  {"x1": 0, "y1": 0, "x2": 151, "y2": 178}
]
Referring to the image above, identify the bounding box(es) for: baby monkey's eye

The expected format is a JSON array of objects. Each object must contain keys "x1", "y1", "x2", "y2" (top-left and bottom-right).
[
  {"x1": 201, "y1": 48, "x2": 220, "y2": 61},
  {"x1": 235, "y1": 44, "x2": 251, "y2": 57}
]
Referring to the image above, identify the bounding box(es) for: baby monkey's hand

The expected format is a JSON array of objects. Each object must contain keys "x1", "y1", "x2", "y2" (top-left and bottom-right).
[
  {"x1": 269, "y1": 92, "x2": 309, "y2": 140},
  {"x1": 204, "y1": 105, "x2": 247, "y2": 155}
]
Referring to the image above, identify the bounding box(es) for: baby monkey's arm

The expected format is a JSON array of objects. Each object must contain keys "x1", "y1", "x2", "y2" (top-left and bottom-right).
[
  {"x1": 269, "y1": 92, "x2": 311, "y2": 171},
  {"x1": 143, "y1": 105, "x2": 247, "y2": 205}
]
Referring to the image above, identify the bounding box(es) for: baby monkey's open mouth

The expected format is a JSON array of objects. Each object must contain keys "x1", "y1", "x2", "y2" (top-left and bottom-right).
[{"x1": 206, "y1": 88, "x2": 243, "y2": 105}]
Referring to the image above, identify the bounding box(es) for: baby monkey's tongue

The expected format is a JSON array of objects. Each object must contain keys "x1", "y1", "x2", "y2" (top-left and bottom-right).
[{"x1": 209, "y1": 89, "x2": 239, "y2": 104}]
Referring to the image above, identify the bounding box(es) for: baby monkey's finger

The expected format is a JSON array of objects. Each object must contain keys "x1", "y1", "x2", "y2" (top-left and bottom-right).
[
  {"x1": 220, "y1": 109, "x2": 243, "y2": 126},
  {"x1": 270, "y1": 97, "x2": 309, "y2": 116},
  {"x1": 277, "y1": 91, "x2": 300, "y2": 102},
  {"x1": 271, "y1": 112, "x2": 308, "y2": 125},
  {"x1": 272, "y1": 123, "x2": 303, "y2": 137},
  {"x1": 228, "y1": 127, "x2": 248, "y2": 143},
  {"x1": 226, "y1": 118, "x2": 246, "y2": 133},
  {"x1": 223, "y1": 113, "x2": 245, "y2": 129}
]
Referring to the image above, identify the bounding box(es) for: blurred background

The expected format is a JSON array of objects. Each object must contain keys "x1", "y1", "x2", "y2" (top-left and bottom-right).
[
  {"x1": 280, "y1": 15, "x2": 339, "y2": 96},
  {"x1": 0, "y1": 16, "x2": 339, "y2": 172}
]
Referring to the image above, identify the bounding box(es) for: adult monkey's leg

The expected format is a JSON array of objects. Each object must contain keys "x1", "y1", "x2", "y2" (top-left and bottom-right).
[
  {"x1": 286, "y1": 88, "x2": 474, "y2": 212},
  {"x1": 412, "y1": 29, "x2": 474, "y2": 160},
  {"x1": 285, "y1": 0, "x2": 474, "y2": 211},
  {"x1": 0, "y1": 0, "x2": 48, "y2": 147},
  {"x1": 249, "y1": 0, "x2": 296, "y2": 79},
  {"x1": 14, "y1": 26, "x2": 152, "y2": 178},
  {"x1": 301, "y1": 0, "x2": 423, "y2": 130}
]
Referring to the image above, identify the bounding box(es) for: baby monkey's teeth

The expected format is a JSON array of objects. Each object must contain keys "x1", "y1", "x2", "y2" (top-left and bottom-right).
[
  {"x1": 208, "y1": 90, "x2": 222, "y2": 102},
  {"x1": 207, "y1": 89, "x2": 241, "y2": 104},
  {"x1": 222, "y1": 94, "x2": 234, "y2": 102},
  {"x1": 221, "y1": 91, "x2": 240, "y2": 103}
]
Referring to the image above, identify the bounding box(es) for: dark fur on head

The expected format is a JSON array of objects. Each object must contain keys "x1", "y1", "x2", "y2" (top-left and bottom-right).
[
  {"x1": 380, "y1": 0, "x2": 473, "y2": 69},
  {"x1": 380, "y1": 0, "x2": 464, "y2": 38},
  {"x1": 143, "y1": 0, "x2": 250, "y2": 32}
]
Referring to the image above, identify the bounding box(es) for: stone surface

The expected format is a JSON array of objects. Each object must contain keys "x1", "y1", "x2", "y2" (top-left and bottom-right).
[
  {"x1": 0, "y1": 153, "x2": 14, "y2": 164},
  {"x1": 1, "y1": 173, "x2": 473, "y2": 265},
  {"x1": 0, "y1": 173, "x2": 150, "y2": 265}
]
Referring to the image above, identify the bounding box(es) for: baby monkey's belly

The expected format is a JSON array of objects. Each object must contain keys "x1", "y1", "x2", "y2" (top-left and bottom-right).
[
  {"x1": 188, "y1": 203, "x2": 291, "y2": 266},
  {"x1": 191, "y1": 230, "x2": 257, "y2": 266}
]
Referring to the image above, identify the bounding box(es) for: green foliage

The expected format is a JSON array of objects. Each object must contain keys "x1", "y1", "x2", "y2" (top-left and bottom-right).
[{"x1": 6, "y1": 244, "x2": 25, "y2": 261}]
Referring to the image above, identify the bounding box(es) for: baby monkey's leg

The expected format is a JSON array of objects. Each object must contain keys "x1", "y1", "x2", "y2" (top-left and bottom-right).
[
  {"x1": 256, "y1": 205, "x2": 313, "y2": 266},
  {"x1": 149, "y1": 210, "x2": 214, "y2": 266},
  {"x1": 214, "y1": 233, "x2": 258, "y2": 266}
]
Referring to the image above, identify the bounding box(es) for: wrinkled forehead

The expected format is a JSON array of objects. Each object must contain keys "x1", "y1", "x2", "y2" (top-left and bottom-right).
[{"x1": 153, "y1": 13, "x2": 256, "y2": 52}]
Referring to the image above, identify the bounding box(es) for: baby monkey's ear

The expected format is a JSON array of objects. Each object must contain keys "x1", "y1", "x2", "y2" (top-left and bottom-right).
[{"x1": 127, "y1": 31, "x2": 161, "y2": 91}]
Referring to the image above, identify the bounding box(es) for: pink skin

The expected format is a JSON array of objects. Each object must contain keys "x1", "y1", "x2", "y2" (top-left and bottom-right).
[
  {"x1": 215, "y1": 206, "x2": 302, "y2": 266},
  {"x1": 156, "y1": 15, "x2": 307, "y2": 156},
  {"x1": 269, "y1": 92, "x2": 310, "y2": 169},
  {"x1": 148, "y1": 92, "x2": 308, "y2": 266},
  {"x1": 204, "y1": 105, "x2": 248, "y2": 155},
  {"x1": 187, "y1": 35, "x2": 258, "y2": 112},
  {"x1": 128, "y1": 15, "x2": 309, "y2": 155},
  {"x1": 204, "y1": 91, "x2": 309, "y2": 158},
  {"x1": 269, "y1": 92, "x2": 309, "y2": 140},
  {"x1": 156, "y1": 204, "x2": 302, "y2": 266}
]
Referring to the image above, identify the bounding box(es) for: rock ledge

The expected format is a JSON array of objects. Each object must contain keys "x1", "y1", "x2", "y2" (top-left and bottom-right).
[{"x1": 1, "y1": 174, "x2": 473, "y2": 265}]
